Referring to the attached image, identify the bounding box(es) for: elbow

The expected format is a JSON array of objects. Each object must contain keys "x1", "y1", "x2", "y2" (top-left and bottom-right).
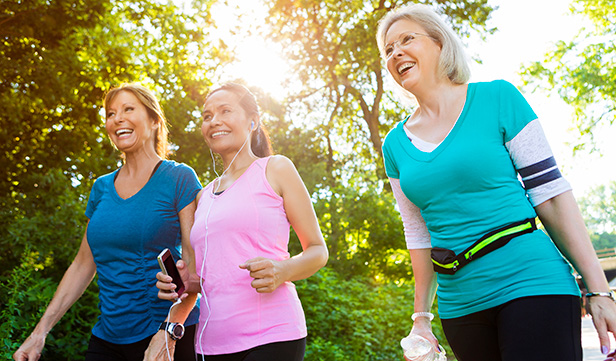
[
  {"x1": 321, "y1": 245, "x2": 329, "y2": 268},
  {"x1": 315, "y1": 244, "x2": 329, "y2": 270}
]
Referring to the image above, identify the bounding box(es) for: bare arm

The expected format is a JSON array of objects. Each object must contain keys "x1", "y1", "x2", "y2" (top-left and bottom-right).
[
  {"x1": 240, "y1": 155, "x2": 328, "y2": 293},
  {"x1": 145, "y1": 200, "x2": 199, "y2": 361},
  {"x1": 13, "y1": 225, "x2": 97, "y2": 361},
  {"x1": 408, "y1": 248, "x2": 439, "y2": 348},
  {"x1": 535, "y1": 190, "x2": 616, "y2": 353}
]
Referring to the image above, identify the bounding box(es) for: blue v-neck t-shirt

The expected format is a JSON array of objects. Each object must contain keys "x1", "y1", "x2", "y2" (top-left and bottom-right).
[
  {"x1": 85, "y1": 160, "x2": 201, "y2": 343},
  {"x1": 383, "y1": 80, "x2": 580, "y2": 318}
]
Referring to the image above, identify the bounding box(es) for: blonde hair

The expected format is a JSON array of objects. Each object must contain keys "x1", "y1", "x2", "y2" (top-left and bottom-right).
[
  {"x1": 103, "y1": 84, "x2": 169, "y2": 159},
  {"x1": 376, "y1": 3, "x2": 470, "y2": 84}
]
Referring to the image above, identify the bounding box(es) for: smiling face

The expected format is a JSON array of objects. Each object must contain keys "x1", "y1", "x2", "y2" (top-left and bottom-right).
[
  {"x1": 105, "y1": 90, "x2": 158, "y2": 155},
  {"x1": 201, "y1": 89, "x2": 253, "y2": 155},
  {"x1": 385, "y1": 19, "x2": 442, "y2": 92}
]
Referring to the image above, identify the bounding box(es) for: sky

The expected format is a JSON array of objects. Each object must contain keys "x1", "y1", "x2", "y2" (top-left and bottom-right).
[{"x1": 204, "y1": 0, "x2": 616, "y2": 197}]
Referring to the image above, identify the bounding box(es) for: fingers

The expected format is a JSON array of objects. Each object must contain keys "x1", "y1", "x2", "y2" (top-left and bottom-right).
[
  {"x1": 176, "y1": 260, "x2": 186, "y2": 270},
  {"x1": 14, "y1": 350, "x2": 40, "y2": 361},
  {"x1": 240, "y1": 258, "x2": 280, "y2": 293},
  {"x1": 156, "y1": 276, "x2": 180, "y2": 301},
  {"x1": 239, "y1": 257, "x2": 267, "y2": 272},
  {"x1": 12, "y1": 351, "x2": 25, "y2": 361},
  {"x1": 589, "y1": 297, "x2": 616, "y2": 355},
  {"x1": 156, "y1": 271, "x2": 173, "y2": 283},
  {"x1": 250, "y1": 278, "x2": 276, "y2": 293}
]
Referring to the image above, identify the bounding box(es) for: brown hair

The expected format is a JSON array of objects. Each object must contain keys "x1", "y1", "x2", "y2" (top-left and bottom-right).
[
  {"x1": 103, "y1": 83, "x2": 169, "y2": 159},
  {"x1": 204, "y1": 83, "x2": 273, "y2": 157}
]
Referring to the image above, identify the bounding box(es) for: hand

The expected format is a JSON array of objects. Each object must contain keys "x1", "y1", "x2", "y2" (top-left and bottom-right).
[
  {"x1": 239, "y1": 257, "x2": 287, "y2": 293},
  {"x1": 156, "y1": 260, "x2": 191, "y2": 301},
  {"x1": 13, "y1": 333, "x2": 45, "y2": 361},
  {"x1": 588, "y1": 296, "x2": 616, "y2": 356},
  {"x1": 143, "y1": 331, "x2": 175, "y2": 361},
  {"x1": 410, "y1": 317, "x2": 440, "y2": 351}
]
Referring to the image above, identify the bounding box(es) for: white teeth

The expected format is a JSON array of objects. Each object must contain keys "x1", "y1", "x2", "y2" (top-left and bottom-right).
[
  {"x1": 116, "y1": 129, "x2": 133, "y2": 136},
  {"x1": 398, "y1": 62, "x2": 415, "y2": 74},
  {"x1": 212, "y1": 131, "x2": 229, "y2": 137}
]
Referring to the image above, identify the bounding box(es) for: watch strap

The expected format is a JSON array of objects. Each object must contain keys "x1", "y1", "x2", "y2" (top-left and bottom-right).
[
  {"x1": 159, "y1": 321, "x2": 184, "y2": 340},
  {"x1": 585, "y1": 291, "x2": 616, "y2": 301}
]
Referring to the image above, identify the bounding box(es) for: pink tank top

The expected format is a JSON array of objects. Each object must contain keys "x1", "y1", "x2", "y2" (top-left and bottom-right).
[{"x1": 190, "y1": 156, "x2": 307, "y2": 355}]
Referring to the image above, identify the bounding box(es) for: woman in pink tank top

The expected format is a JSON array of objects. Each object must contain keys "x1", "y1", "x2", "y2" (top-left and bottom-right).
[{"x1": 145, "y1": 83, "x2": 329, "y2": 361}]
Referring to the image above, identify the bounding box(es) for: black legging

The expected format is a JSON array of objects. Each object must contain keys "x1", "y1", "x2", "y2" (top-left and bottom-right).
[
  {"x1": 441, "y1": 295, "x2": 582, "y2": 361},
  {"x1": 198, "y1": 338, "x2": 306, "y2": 361}
]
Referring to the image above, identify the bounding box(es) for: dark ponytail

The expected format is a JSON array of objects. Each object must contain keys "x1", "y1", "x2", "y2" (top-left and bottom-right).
[
  {"x1": 205, "y1": 83, "x2": 273, "y2": 157},
  {"x1": 250, "y1": 123, "x2": 273, "y2": 157}
]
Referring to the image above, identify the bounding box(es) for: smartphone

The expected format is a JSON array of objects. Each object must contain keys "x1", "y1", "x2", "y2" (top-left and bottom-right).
[{"x1": 157, "y1": 248, "x2": 185, "y2": 297}]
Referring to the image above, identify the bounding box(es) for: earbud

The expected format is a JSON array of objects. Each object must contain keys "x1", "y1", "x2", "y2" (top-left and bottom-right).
[{"x1": 250, "y1": 121, "x2": 255, "y2": 130}]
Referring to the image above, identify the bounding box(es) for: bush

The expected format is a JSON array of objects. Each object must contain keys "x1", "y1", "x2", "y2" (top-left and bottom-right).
[
  {"x1": 297, "y1": 267, "x2": 452, "y2": 360},
  {"x1": 0, "y1": 249, "x2": 99, "y2": 360}
]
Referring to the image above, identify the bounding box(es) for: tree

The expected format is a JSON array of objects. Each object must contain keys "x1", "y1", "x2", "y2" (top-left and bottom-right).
[
  {"x1": 263, "y1": 0, "x2": 495, "y2": 178},
  {"x1": 521, "y1": 0, "x2": 616, "y2": 152},
  {"x1": 0, "y1": 0, "x2": 221, "y2": 273},
  {"x1": 579, "y1": 182, "x2": 616, "y2": 234},
  {"x1": 0, "y1": 0, "x2": 223, "y2": 357}
]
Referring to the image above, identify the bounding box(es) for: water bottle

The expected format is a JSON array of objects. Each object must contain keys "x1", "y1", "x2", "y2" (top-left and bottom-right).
[{"x1": 400, "y1": 334, "x2": 447, "y2": 361}]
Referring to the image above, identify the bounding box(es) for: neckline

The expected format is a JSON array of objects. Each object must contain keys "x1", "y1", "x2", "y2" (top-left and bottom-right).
[
  {"x1": 112, "y1": 159, "x2": 164, "y2": 201},
  {"x1": 208, "y1": 157, "x2": 265, "y2": 198},
  {"x1": 398, "y1": 83, "x2": 474, "y2": 161},
  {"x1": 114, "y1": 159, "x2": 162, "y2": 182}
]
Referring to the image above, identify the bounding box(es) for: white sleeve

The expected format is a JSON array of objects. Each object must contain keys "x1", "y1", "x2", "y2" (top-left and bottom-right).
[
  {"x1": 505, "y1": 119, "x2": 572, "y2": 206},
  {"x1": 389, "y1": 177, "x2": 432, "y2": 249}
]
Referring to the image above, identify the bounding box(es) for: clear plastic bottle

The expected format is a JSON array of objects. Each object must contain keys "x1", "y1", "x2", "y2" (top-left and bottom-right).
[{"x1": 400, "y1": 334, "x2": 447, "y2": 361}]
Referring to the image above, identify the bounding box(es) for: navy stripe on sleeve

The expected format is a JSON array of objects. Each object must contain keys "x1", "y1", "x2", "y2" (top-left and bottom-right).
[
  {"x1": 522, "y1": 168, "x2": 563, "y2": 190},
  {"x1": 517, "y1": 157, "x2": 557, "y2": 178}
]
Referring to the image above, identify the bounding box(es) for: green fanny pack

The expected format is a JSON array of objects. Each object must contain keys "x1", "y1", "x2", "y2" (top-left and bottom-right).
[{"x1": 431, "y1": 218, "x2": 537, "y2": 275}]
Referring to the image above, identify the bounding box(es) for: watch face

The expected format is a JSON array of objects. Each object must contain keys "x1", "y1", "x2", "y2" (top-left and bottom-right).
[{"x1": 172, "y1": 324, "x2": 184, "y2": 339}]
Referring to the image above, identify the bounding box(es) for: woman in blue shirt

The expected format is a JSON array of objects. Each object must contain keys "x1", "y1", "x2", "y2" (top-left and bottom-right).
[
  {"x1": 13, "y1": 84, "x2": 200, "y2": 361},
  {"x1": 376, "y1": 4, "x2": 616, "y2": 361}
]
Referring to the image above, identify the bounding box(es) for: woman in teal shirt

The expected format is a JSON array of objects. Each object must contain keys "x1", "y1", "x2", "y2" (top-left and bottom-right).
[{"x1": 377, "y1": 4, "x2": 616, "y2": 361}]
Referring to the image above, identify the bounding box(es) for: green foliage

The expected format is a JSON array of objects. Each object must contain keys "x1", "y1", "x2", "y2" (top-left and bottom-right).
[
  {"x1": 520, "y1": 0, "x2": 616, "y2": 152},
  {"x1": 1, "y1": 169, "x2": 87, "y2": 277},
  {"x1": 1, "y1": 0, "x2": 502, "y2": 358},
  {"x1": 579, "y1": 181, "x2": 616, "y2": 234},
  {"x1": 264, "y1": 0, "x2": 495, "y2": 177},
  {"x1": 0, "y1": 249, "x2": 99, "y2": 359},
  {"x1": 0, "y1": 0, "x2": 223, "y2": 356},
  {"x1": 297, "y1": 267, "x2": 451, "y2": 360},
  {"x1": 0, "y1": 0, "x2": 223, "y2": 275},
  {"x1": 590, "y1": 232, "x2": 616, "y2": 251},
  {"x1": 579, "y1": 181, "x2": 616, "y2": 250}
]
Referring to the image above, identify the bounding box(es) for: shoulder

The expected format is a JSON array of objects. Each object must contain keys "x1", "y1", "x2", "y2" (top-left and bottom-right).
[
  {"x1": 195, "y1": 188, "x2": 205, "y2": 204},
  {"x1": 92, "y1": 171, "x2": 115, "y2": 189},
  {"x1": 474, "y1": 79, "x2": 521, "y2": 95},
  {"x1": 266, "y1": 154, "x2": 296, "y2": 174},
  {"x1": 383, "y1": 119, "x2": 407, "y2": 156},
  {"x1": 383, "y1": 119, "x2": 406, "y2": 145},
  {"x1": 264, "y1": 155, "x2": 300, "y2": 197},
  {"x1": 159, "y1": 160, "x2": 201, "y2": 187},
  {"x1": 161, "y1": 160, "x2": 198, "y2": 176}
]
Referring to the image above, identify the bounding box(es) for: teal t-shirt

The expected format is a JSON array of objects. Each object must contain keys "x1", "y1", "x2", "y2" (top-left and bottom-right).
[
  {"x1": 383, "y1": 80, "x2": 580, "y2": 318},
  {"x1": 85, "y1": 160, "x2": 201, "y2": 343}
]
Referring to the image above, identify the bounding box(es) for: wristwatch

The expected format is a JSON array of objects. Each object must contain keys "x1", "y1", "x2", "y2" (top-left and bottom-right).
[
  {"x1": 159, "y1": 322, "x2": 185, "y2": 341},
  {"x1": 585, "y1": 290, "x2": 616, "y2": 301}
]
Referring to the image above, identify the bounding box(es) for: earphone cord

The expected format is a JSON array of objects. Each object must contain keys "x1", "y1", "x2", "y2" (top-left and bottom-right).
[
  {"x1": 198, "y1": 130, "x2": 252, "y2": 355},
  {"x1": 164, "y1": 298, "x2": 183, "y2": 361}
]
